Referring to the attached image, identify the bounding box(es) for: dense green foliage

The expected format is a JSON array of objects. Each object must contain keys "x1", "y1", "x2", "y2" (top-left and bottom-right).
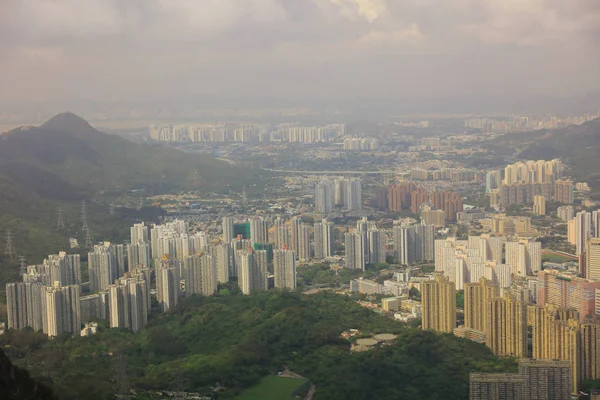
[
  {"x1": 3, "y1": 291, "x2": 516, "y2": 400},
  {"x1": 0, "y1": 348, "x2": 58, "y2": 400}
]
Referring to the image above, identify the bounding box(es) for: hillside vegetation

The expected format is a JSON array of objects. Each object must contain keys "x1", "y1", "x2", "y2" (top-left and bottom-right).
[{"x1": 2, "y1": 291, "x2": 516, "y2": 400}]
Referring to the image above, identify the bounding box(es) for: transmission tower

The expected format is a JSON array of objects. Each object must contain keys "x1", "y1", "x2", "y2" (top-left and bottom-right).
[
  {"x1": 19, "y1": 256, "x2": 27, "y2": 275},
  {"x1": 4, "y1": 231, "x2": 15, "y2": 262},
  {"x1": 81, "y1": 200, "x2": 89, "y2": 231},
  {"x1": 84, "y1": 228, "x2": 93, "y2": 249},
  {"x1": 56, "y1": 208, "x2": 65, "y2": 229},
  {"x1": 242, "y1": 185, "x2": 248, "y2": 207}
]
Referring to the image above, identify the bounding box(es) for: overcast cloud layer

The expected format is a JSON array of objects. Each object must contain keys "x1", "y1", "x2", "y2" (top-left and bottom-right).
[{"x1": 1, "y1": 0, "x2": 599, "y2": 106}]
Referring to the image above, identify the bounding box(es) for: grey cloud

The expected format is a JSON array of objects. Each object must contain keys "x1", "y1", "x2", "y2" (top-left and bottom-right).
[{"x1": 0, "y1": 0, "x2": 598, "y2": 105}]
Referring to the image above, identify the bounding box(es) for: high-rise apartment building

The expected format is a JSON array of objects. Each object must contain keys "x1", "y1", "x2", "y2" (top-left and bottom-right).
[
  {"x1": 469, "y1": 373, "x2": 525, "y2": 400},
  {"x1": 237, "y1": 250, "x2": 268, "y2": 295},
  {"x1": 519, "y1": 359, "x2": 572, "y2": 400},
  {"x1": 554, "y1": 179, "x2": 574, "y2": 204},
  {"x1": 156, "y1": 259, "x2": 181, "y2": 313},
  {"x1": 345, "y1": 232, "x2": 365, "y2": 271},
  {"x1": 367, "y1": 229, "x2": 387, "y2": 265},
  {"x1": 249, "y1": 217, "x2": 269, "y2": 245},
  {"x1": 273, "y1": 217, "x2": 290, "y2": 250},
  {"x1": 315, "y1": 181, "x2": 334, "y2": 214},
  {"x1": 130, "y1": 222, "x2": 149, "y2": 245},
  {"x1": 421, "y1": 274, "x2": 456, "y2": 333},
  {"x1": 273, "y1": 249, "x2": 296, "y2": 290},
  {"x1": 593, "y1": 210, "x2": 600, "y2": 238},
  {"x1": 6, "y1": 282, "x2": 44, "y2": 332},
  {"x1": 393, "y1": 223, "x2": 434, "y2": 265},
  {"x1": 505, "y1": 239, "x2": 541, "y2": 277},
  {"x1": 126, "y1": 242, "x2": 150, "y2": 270},
  {"x1": 537, "y1": 270, "x2": 600, "y2": 322},
  {"x1": 108, "y1": 273, "x2": 149, "y2": 332},
  {"x1": 587, "y1": 239, "x2": 600, "y2": 282},
  {"x1": 89, "y1": 242, "x2": 125, "y2": 293},
  {"x1": 289, "y1": 216, "x2": 301, "y2": 253},
  {"x1": 485, "y1": 170, "x2": 502, "y2": 193},
  {"x1": 557, "y1": 205, "x2": 575, "y2": 221},
  {"x1": 486, "y1": 293, "x2": 527, "y2": 358},
  {"x1": 345, "y1": 178, "x2": 362, "y2": 212},
  {"x1": 313, "y1": 219, "x2": 333, "y2": 259},
  {"x1": 533, "y1": 195, "x2": 546, "y2": 216},
  {"x1": 222, "y1": 216, "x2": 234, "y2": 243},
  {"x1": 44, "y1": 252, "x2": 81, "y2": 288},
  {"x1": 182, "y1": 254, "x2": 217, "y2": 297},
  {"x1": 464, "y1": 278, "x2": 500, "y2": 334},
  {"x1": 574, "y1": 211, "x2": 593, "y2": 256},
  {"x1": 297, "y1": 224, "x2": 312, "y2": 261},
  {"x1": 43, "y1": 282, "x2": 81, "y2": 337}
]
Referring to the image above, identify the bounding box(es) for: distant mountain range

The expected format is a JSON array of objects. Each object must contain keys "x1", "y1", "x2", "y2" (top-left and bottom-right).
[
  {"x1": 490, "y1": 118, "x2": 600, "y2": 194},
  {"x1": 0, "y1": 112, "x2": 259, "y2": 200}
]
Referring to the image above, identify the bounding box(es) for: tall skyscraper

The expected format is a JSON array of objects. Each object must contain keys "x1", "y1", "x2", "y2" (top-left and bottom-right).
[
  {"x1": 273, "y1": 249, "x2": 296, "y2": 290},
  {"x1": 464, "y1": 277, "x2": 500, "y2": 334},
  {"x1": 156, "y1": 259, "x2": 181, "y2": 313},
  {"x1": 486, "y1": 293, "x2": 527, "y2": 358},
  {"x1": 222, "y1": 216, "x2": 234, "y2": 243},
  {"x1": 297, "y1": 224, "x2": 312, "y2": 261},
  {"x1": 43, "y1": 282, "x2": 81, "y2": 337},
  {"x1": 345, "y1": 232, "x2": 365, "y2": 271},
  {"x1": 333, "y1": 178, "x2": 346, "y2": 207},
  {"x1": 237, "y1": 250, "x2": 268, "y2": 295},
  {"x1": 421, "y1": 274, "x2": 456, "y2": 333},
  {"x1": 315, "y1": 181, "x2": 334, "y2": 214}
]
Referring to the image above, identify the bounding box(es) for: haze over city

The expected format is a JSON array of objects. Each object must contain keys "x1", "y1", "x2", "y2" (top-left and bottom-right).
[{"x1": 1, "y1": 0, "x2": 599, "y2": 112}]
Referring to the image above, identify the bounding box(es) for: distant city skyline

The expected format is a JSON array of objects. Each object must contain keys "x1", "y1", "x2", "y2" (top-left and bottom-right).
[{"x1": 0, "y1": 1, "x2": 599, "y2": 111}]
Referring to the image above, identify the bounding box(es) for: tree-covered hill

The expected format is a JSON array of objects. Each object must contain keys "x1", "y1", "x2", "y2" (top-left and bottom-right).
[{"x1": 2, "y1": 291, "x2": 516, "y2": 400}]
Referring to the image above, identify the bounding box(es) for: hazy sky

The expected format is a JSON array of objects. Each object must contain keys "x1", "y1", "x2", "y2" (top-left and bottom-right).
[{"x1": 1, "y1": 0, "x2": 599, "y2": 105}]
